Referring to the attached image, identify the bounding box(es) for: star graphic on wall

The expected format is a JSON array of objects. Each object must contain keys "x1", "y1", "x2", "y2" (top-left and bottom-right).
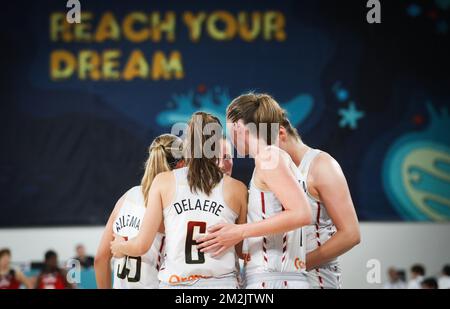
[{"x1": 338, "y1": 102, "x2": 365, "y2": 129}]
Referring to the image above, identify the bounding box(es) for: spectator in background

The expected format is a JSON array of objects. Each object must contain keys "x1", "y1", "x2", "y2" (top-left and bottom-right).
[
  {"x1": 421, "y1": 277, "x2": 438, "y2": 289},
  {"x1": 383, "y1": 267, "x2": 406, "y2": 289},
  {"x1": 73, "y1": 244, "x2": 94, "y2": 269},
  {"x1": 408, "y1": 264, "x2": 425, "y2": 289},
  {"x1": 438, "y1": 264, "x2": 450, "y2": 289},
  {"x1": 36, "y1": 250, "x2": 73, "y2": 289},
  {"x1": 0, "y1": 248, "x2": 33, "y2": 289},
  {"x1": 397, "y1": 269, "x2": 406, "y2": 283}
]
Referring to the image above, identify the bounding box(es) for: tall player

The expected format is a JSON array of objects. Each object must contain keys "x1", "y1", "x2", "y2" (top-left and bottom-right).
[
  {"x1": 111, "y1": 112, "x2": 248, "y2": 288},
  {"x1": 198, "y1": 93, "x2": 360, "y2": 289},
  {"x1": 95, "y1": 134, "x2": 184, "y2": 289},
  {"x1": 0, "y1": 248, "x2": 33, "y2": 289},
  {"x1": 285, "y1": 126, "x2": 360, "y2": 289},
  {"x1": 198, "y1": 94, "x2": 313, "y2": 289}
]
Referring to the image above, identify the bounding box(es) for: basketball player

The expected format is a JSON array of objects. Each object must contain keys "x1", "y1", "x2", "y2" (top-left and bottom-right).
[
  {"x1": 95, "y1": 134, "x2": 184, "y2": 289},
  {"x1": 36, "y1": 250, "x2": 73, "y2": 289},
  {"x1": 197, "y1": 94, "x2": 313, "y2": 289},
  {"x1": 238, "y1": 93, "x2": 360, "y2": 289},
  {"x1": 0, "y1": 248, "x2": 32, "y2": 289},
  {"x1": 110, "y1": 112, "x2": 247, "y2": 289},
  {"x1": 198, "y1": 93, "x2": 360, "y2": 289}
]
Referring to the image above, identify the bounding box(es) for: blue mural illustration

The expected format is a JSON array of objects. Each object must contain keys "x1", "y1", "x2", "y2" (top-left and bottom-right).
[
  {"x1": 406, "y1": 0, "x2": 450, "y2": 34},
  {"x1": 383, "y1": 103, "x2": 450, "y2": 221},
  {"x1": 338, "y1": 102, "x2": 365, "y2": 130},
  {"x1": 1, "y1": 0, "x2": 449, "y2": 226},
  {"x1": 156, "y1": 87, "x2": 314, "y2": 130}
]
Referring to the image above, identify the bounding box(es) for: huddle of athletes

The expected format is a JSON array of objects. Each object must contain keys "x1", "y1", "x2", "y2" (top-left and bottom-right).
[{"x1": 95, "y1": 93, "x2": 361, "y2": 289}]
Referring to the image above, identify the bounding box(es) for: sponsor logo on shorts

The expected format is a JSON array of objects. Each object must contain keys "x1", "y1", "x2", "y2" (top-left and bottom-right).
[{"x1": 168, "y1": 274, "x2": 212, "y2": 284}]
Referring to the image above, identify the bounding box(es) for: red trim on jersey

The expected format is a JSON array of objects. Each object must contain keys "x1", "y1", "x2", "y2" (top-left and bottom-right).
[
  {"x1": 261, "y1": 192, "x2": 268, "y2": 267},
  {"x1": 315, "y1": 268, "x2": 324, "y2": 289},
  {"x1": 261, "y1": 192, "x2": 266, "y2": 214},
  {"x1": 315, "y1": 202, "x2": 321, "y2": 245},
  {"x1": 282, "y1": 234, "x2": 287, "y2": 263},
  {"x1": 280, "y1": 204, "x2": 288, "y2": 264},
  {"x1": 315, "y1": 202, "x2": 324, "y2": 288}
]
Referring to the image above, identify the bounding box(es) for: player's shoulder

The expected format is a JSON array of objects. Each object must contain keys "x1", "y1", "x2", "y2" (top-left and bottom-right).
[
  {"x1": 223, "y1": 174, "x2": 247, "y2": 193},
  {"x1": 255, "y1": 145, "x2": 286, "y2": 164},
  {"x1": 150, "y1": 170, "x2": 176, "y2": 191},
  {"x1": 121, "y1": 185, "x2": 144, "y2": 204},
  {"x1": 313, "y1": 151, "x2": 340, "y2": 168},
  {"x1": 310, "y1": 150, "x2": 344, "y2": 178},
  {"x1": 255, "y1": 145, "x2": 291, "y2": 171},
  {"x1": 125, "y1": 185, "x2": 142, "y2": 197},
  {"x1": 151, "y1": 170, "x2": 173, "y2": 182}
]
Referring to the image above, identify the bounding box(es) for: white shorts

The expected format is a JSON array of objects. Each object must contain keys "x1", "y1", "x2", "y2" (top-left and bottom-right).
[
  {"x1": 244, "y1": 272, "x2": 310, "y2": 289},
  {"x1": 159, "y1": 276, "x2": 239, "y2": 289},
  {"x1": 307, "y1": 263, "x2": 342, "y2": 289}
]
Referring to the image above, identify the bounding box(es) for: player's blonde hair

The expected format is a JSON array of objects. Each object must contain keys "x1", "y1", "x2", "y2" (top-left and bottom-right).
[
  {"x1": 185, "y1": 112, "x2": 223, "y2": 196},
  {"x1": 226, "y1": 92, "x2": 301, "y2": 144},
  {"x1": 141, "y1": 134, "x2": 183, "y2": 206}
]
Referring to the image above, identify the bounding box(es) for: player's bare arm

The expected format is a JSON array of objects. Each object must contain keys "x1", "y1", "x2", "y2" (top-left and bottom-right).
[
  {"x1": 305, "y1": 152, "x2": 360, "y2": 270},
  {"x1": 94, "y1": 194, "x2": 125, "y2": 288},
  {"x1": 197, "y1": 146, "x2": 311, "y2": 256},
  {"x1": 110, "y1": 173, "x2": 168, "y2": 257}
]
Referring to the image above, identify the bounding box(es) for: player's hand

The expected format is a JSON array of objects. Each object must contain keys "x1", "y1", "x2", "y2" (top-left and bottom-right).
[
  {"x1": 196, "y1": 223, "x2": 245, "y2": 257},
  {"x1": 110, "y1": 234, "x2": 126, "y2": 258}
]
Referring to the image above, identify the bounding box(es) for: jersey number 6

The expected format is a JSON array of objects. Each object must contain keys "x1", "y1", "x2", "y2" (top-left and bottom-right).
[{"x1": 185, "y1": 221, "x2": 206, "y2": 264}]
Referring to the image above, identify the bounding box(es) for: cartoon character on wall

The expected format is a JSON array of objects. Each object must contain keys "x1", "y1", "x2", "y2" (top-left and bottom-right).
[{"x1": 383, "y1": 102, "x2": 450, "y2": 221}]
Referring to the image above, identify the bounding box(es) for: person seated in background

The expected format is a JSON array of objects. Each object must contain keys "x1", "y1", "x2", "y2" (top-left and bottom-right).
[
  {"x1": 73, "y1": 244, "x2": 94, "y2": 269},
  {"x1": 0, "y1": 248, "x2": 33, "y2": 289},
  {"x1": 407, "y1": 264, "x2": 426, "y2": 289},
  {"x1": 421, "y1": 277, "x2": 438, "y2": 289},
  {"x1": 438, "y1": 264, "x2": 450, "y2": 289},
  {"x1": 383, "y1": 267, "x2": 406, "y2": 289},
  {"x1": 36, "y1": 250, "x2": 73, "y2": 289}
]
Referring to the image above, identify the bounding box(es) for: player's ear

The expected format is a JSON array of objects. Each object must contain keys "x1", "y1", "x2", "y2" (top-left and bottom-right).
[
  {"x1": 279, "y1": 125, "x2": 288, "y2": 142},
  {"x1": 236, "y1": 119, "x2": 246, "y2": 131}
]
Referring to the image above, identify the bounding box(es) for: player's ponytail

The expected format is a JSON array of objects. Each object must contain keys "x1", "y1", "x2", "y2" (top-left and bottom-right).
[
  {"x1": 185, "y1": 112, "x2": 223, "y2": 196},
  {"x1": 226, "y1": 92, "x2": 301, "y2": 144},
  {"x1": 141, "y1": 134, "x2": 183, "y2": 206}
]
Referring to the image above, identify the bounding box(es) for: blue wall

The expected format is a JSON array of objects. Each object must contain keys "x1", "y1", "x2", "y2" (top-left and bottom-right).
[{"x1": 1, "y1": 0, "x2": 449, "y2": 224}]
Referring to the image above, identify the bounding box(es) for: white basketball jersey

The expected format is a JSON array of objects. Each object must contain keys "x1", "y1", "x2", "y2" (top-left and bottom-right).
[
  {"x1": 112, "y1": 186, "x2": 165, "y2": 289},
  {"x1": 159, "y1": 167, "x2": 238, "y2": 285},
  {"x1": 245, "y1": 156, "x2": 307, "y2": 277},
  {"x1": 297, "y1": 149, "x2": 338, "y2": 265}
]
